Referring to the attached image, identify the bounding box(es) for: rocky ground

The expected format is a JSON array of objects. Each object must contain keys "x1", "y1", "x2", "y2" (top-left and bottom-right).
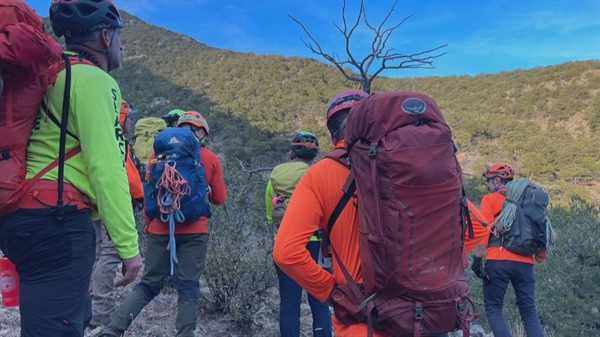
[
  {"x1": 0, "y1": 279, "x2": 321, "y2": 337},
  {"x1": 1, "y1": 280, "x2": 492, "y2": 337}
]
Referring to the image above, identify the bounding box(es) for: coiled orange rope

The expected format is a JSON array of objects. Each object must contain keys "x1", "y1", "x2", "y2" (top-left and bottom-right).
[{"x1": 156, "y1": 162, "x2": 191, "y2": 215}]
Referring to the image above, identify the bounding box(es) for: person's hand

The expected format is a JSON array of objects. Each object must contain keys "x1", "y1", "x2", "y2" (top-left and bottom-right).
[
  {"x1": 471, "y1": 256, "x2": 489, "y2": 280},
  {"x1": 535, "y1": 250, "x2": 547, "y2": 264},
  {"x1": 115, "y1": 254, "x2": 143, "y2": 287}
]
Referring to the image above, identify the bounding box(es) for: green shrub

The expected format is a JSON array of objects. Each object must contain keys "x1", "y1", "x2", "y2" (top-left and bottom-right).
[
  {"x1": 200, "y1": 164, "x2": 277, "y2": 329},
  {"x1": 537, "y1": 196, "x2": 600, "y2": 336}
]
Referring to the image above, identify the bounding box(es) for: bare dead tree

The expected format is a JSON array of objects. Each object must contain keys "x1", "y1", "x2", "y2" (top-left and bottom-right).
[{"x1": 289, "y1": 0, "x2": 447, "y2": 94}]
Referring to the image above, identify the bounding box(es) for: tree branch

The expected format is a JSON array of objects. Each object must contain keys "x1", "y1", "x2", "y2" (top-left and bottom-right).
[
  {"x1": 289, "y1": 15, "x2": 361, "y2": 83},
  {"x1": 371, "y1": 45, "x2": 448, "y2": 78},
  {"x1": 235, "y1": 157, "x2": 273, "y2": 174}
]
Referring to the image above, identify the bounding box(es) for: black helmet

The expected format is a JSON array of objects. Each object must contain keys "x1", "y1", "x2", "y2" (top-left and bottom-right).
[
  {"x1": 50, "y1": 0, "x2": 124, "y2": 38},
  {"x1": 290, "y1": 131, "x2": 319, "y2": 160}
]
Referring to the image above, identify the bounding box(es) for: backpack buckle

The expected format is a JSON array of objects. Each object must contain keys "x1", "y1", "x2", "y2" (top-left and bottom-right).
[
  {"x1": 414, "y1": 305, "x2": 423, "y2": 320},
  {"x1": 368, "y1": 144, "x2": 378, "y2": 158},
  {"x1": 0, "y1": 150, "x2": 10, "y2": 161}
]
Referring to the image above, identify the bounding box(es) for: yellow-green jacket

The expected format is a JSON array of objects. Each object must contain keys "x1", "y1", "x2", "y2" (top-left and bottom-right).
[{"x1": 26, "y1": 52, "x2": 139, "y2": 259}]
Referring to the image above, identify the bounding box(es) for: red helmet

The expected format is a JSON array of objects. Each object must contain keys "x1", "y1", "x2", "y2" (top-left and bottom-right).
[
  {"x1": 483, "y1": 162, "x2": 514, "y2": 180},
  {"x1": 119, "y1": 100, "x2": 137, "y2": 134},
  {"x1": 50, "y1": 0, "x2": 123, "y2": 38},
  {"x1": 177, "y1": 111, "x2": 210, "y2": 134},
  {"x1": 326, "y1": 89, "x2": 368, "y2": 122}
]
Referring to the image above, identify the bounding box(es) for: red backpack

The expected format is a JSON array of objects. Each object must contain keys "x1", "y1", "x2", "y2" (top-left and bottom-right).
[
  {"x1": 0, "y1": 0, "x2": 87, "y2": 217},
  {"x1": 324, "y1": 91, "x2": 477, "y2": 337}
]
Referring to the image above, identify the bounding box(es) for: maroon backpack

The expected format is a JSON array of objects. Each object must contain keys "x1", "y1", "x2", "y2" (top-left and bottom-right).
[
  {"x1": 0, "y1": 0, "x2": 65, "y2": 216},
  {"x1": 324, "y1": 91, "x2": 477, "y2": 337}
]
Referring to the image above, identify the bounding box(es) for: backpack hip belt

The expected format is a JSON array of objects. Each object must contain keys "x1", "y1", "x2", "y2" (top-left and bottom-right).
[{"x1": 18, "y1": 179, "x2": 90, "y2": 211}]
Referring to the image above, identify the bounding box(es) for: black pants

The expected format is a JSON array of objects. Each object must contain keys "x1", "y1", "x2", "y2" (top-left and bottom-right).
[
  {"x1": 0, "y1": 208, "x2": 95, "y2": 337},
  {"x1": 483, "y1": 260, "x2": 543, "y2": 337}
]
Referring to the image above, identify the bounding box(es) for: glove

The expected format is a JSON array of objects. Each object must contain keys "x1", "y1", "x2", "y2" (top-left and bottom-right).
[{"x1": 471, "y1": 256, "x2": 489, "y2": 280}]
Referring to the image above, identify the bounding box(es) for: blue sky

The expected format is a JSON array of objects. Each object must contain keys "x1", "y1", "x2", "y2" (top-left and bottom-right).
[{"x1": 28, "y1": 0, "x2": 600, "y2": 78}]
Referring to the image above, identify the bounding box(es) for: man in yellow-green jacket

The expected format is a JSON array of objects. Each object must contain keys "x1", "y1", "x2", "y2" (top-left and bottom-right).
[
  {"x1": 0, "y1": 1, "x2": 141, "y2": 336},
  {"x1": 265, "y1": 132, "x2": 332, "y2": 337}
]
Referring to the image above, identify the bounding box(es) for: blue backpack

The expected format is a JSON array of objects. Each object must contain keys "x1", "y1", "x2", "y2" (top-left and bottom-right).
[{"x1": 144, "y1": 127, "x2": 212, "y2": 223}]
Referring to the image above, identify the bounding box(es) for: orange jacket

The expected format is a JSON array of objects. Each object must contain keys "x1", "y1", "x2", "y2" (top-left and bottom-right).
[
  {"x1": 145, "y1": 146, "x2": 227, "y2": 235},
  {"x1": 480, "y1": 191, "x2": 534, "y2": 264},
  {"x1": 273, "y1": 142, "x2": 487, "y2": 336},
  {"x1": 465, "y1": 199, "x2": 490, "y2": 254},
  {"x1": 125, "y1": 147, "x2": 143, "y2": 200},
  {"x1": 273, "y1": 144, "x2": 373, "y2": 337}
]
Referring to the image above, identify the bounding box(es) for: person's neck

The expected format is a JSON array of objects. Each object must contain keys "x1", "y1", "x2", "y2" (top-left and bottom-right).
[{"x1": 67, "y1": 45, "x2": 108, "y2": 72}]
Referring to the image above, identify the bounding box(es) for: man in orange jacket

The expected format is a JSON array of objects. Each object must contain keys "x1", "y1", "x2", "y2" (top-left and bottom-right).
[
  {"x1": 90, "y1": 100, "x2": 144, "y2": 327},
  {"x1": 472, "y1": 163, "x2": 544, "y2": 337},
  {"x1": 102, "y1": 111, "x2": 227, "y2": 337},
  {"x1": 273, "y1": 90, "x2": 488, "y2": 337}
]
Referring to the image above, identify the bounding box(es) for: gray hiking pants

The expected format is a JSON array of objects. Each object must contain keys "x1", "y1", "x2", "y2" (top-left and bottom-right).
[
  {"x1": 91, "y1": 220, "x2": 121, "y2": 327},
  {"x1": 104, "y1": 233, "x2": 209, "y2": 337}
]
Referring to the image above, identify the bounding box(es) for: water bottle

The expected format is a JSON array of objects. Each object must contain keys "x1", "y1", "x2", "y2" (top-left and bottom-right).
[{"x1": 0, "y1": 256, "x2": 19, "y2": 307}]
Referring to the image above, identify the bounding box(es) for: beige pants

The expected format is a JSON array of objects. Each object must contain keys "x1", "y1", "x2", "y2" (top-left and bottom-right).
[{"x1": 90, "y1": 220, "x2": 121, "y2": 326}]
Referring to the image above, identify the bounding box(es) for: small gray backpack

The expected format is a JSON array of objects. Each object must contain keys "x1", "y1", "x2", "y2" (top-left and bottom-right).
[{"x1": 490, "y1": 178, "x2": 556, "y2": 256}]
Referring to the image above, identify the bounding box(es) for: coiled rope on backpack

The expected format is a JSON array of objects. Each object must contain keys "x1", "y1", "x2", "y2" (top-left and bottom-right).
[
  {"x1": 495, "y1": 178, "x2": 557, "y2": 251},
  {"x1": 156, "y1": 160, "x2": 191, "y2": 275},
  {"x1": 495, "y1": 178, "x2": 530, "y2": 234}
]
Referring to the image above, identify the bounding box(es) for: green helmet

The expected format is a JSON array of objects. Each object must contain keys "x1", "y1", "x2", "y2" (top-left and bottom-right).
[
  {"x1": 167, "y1": 109, "x2": 185, "y2": 117},
  {"x1": 290, "y1": 131, "x2": 319, "y2": 160},
  {"x1": 161, "y1": 109, "x2": 186, "y2": 125}
]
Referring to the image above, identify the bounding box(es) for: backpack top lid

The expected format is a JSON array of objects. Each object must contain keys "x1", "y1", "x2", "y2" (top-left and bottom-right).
[
  {"x1": 134, "y1": 117, "x2": 167, "y2": 137},
  {"x1": 153, "y1": 127, "x2": 199, "y2": 161},
  {"x1": 344, "y1": 91, "x2": 449, "y2": 150},
  {"x1": 0, "y1": 1, "x2": 63, "y2": 77},
  {"x1": 1, "y1": 0, "x2": 44, "y2": 28},
  {"x1": 270, "y1": 160, "x2": 310, "y2": 201}
]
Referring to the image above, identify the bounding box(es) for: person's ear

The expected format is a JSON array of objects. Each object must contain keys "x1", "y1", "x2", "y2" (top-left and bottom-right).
[{"x1": 100, "y1": 29, "x2": 112, "y2": 48}]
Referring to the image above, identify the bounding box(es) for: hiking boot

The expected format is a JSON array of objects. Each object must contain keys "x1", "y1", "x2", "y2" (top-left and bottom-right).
[
  {"x1": 89, "y1": 315, "x2": 111, "y2": 329},
  {"x1": 98, "y1": 326, "x2": 123, "y2": 337}
]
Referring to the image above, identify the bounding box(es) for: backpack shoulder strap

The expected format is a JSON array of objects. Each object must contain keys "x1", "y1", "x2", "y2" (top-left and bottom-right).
[
  {"x1": 326, "y1": 175, "x2": 355, "y2": 235},
  {"x1": 321, "y1": 150, "x2": 362, "y2": 301},
  {"x1": 322, "y1": 146, "x2": 354, "y2": 235},
  {"x1": 324, "y1": 147, "x2": 350, "y2": 169},
  {"x1": 41, "y1": 55, "x2": 96, "y2": 140},
  {"x1": 28, "y1": 53, "x2": 83, "y2": 219}
]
